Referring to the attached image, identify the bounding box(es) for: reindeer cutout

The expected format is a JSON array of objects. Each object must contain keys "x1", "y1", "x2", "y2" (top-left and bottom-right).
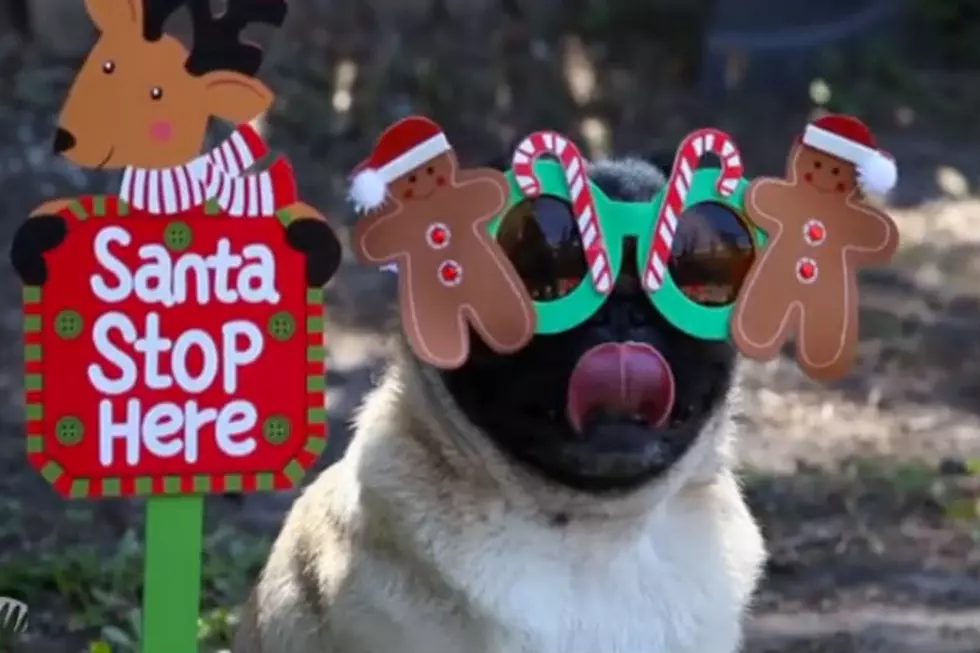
[{"x1": 11, "y1": 0, "x2": 340, "y2": 288}]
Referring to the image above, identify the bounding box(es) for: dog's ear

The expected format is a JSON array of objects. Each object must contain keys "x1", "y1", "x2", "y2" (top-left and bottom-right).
[
  {"x1": 643, "y1": 149, "x2": 726, "y2": 174},
  {"x1": 484, "y1": 151, "x2": 512, "y2": 172},
  {"x1": 641, "y1": 150, "x2": 676, "y2": 175},
  {"x1": 485, "y1": 149, "x2": 678, "y2": 174}
]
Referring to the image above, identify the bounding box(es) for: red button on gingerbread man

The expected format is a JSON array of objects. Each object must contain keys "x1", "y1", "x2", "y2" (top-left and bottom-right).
[
  {"x1": 349, "y1": 116, "x2": 536, "y2": 369},
  {"x1": 731, "y1": 114, "x2": 900, "y2": 380}
]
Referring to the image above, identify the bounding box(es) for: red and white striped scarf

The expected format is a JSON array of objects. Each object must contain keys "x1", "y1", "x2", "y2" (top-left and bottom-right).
[{"x1": 118, "y1": 124, "x2": 295, "y2": 217}]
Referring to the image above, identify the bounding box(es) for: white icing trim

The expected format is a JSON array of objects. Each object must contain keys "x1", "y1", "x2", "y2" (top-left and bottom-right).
[
  {"x1": 802, "y1": 125, "x2": 877, "y2": 166},
  {"x1": 377, "y1": 133, "x2": 451, "y2": 181}
]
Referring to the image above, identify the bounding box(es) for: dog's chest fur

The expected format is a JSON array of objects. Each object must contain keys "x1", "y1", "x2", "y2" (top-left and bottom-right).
[
  {"x1": 241, "y1": 372, "x2": 765, "y2": 653},
  {"x1": 422, "y1": 486, "x2": 759, "y2": 653},
  {"x1": 311, "y1": 415, "x2": 763, "y2": 653}
]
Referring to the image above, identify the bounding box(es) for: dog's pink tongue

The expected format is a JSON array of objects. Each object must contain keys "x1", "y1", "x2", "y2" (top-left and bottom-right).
[{"x1": 566, "y1": 342, "x2": 676, "y2": 434}]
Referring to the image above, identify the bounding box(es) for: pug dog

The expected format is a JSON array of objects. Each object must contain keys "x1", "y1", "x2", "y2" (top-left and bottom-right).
[{"x1": 233, "y1": 157, "x2": 767, "y2": 653}]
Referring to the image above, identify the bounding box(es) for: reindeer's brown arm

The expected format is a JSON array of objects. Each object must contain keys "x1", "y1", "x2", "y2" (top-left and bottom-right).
[
  {"x1": 279, "y1": 201, "x2": 324, "y2": 222},
  {"x1": 28, "y1": 198, "x2": 74, "y2": 217},
  {"x1": 279, "y1": 201, "x2": 343, "y2": 288}
]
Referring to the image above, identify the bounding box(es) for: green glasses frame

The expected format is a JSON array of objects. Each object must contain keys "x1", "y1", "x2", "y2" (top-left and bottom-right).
[{"x1": 486, "y1": 159, "x2": 769, "y2": 341}]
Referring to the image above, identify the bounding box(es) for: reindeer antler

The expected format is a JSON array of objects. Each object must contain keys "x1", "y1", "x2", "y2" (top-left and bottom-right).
[
  {"x1": 185, "y1": 0, "x2": 287, "y2": 76},
  {"x1": 142, "y1": 0, "x2": 286, "y2": 76},
  {"x1": 144, "y1": 0, "x2": 191, "y2": 41}
]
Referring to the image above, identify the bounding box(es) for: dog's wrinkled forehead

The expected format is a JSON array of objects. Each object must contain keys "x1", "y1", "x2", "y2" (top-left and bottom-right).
[{"x1": 587, "y1": 158, "x2": 667, "y2": 203}]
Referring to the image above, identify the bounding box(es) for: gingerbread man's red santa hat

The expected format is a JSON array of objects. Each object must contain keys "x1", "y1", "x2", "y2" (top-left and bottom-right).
[
  {"x1": 800, "y1": 113, "x2": 898, "y2": 196},
  {"x1": 348, "y1": 116, "x2": 452, "y2": 212}
]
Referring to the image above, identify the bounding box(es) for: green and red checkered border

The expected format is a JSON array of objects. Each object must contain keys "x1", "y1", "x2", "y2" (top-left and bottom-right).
[{"x1": 21, "y1": 195, "x2": 329, "y2": 499}]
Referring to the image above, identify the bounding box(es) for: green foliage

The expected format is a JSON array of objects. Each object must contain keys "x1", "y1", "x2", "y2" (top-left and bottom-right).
[
  {"x1": 0, "y1": 503, "x2": 271, "y2": 653},
  {"x1": 910, "y1": 0, "x2": 980, "y2": 68},
  {"x1": 940, "y1": 458, "x2": 980, "y2": 522},
  {"x1": 89, "y1": 641, "x2": 112, "y2": 653}
]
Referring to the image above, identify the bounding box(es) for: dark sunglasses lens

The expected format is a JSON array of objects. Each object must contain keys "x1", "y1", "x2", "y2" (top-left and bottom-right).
[
  {"x1": 667, "y1": 202, "x2": 755, "y2": 306},
  {"x1": 496, "y1": 197, "x2": 589, "y2": 301}
]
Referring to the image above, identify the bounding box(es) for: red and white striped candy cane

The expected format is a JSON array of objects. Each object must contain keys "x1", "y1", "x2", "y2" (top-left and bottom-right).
[
  {"x1": 642, "y1": 127, "x2": 744, "y2": 293},
  {"x1": 511, "y1": 131, "x2": 614, "y2": 294}
]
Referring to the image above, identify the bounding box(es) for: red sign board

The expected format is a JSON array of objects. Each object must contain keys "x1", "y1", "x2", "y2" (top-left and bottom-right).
[{"x1": 22, "y1": 195, "x2": 327, "y2": 499}]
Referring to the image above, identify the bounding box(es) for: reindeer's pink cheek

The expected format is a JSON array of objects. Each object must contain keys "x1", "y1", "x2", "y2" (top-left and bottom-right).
[{"x1": 149, "y1": 120, "x2": 173, "y2": 142}]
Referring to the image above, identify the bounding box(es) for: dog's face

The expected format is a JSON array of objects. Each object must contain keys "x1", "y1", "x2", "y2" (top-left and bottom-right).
[{"x1": 439, "y1": 158, "x2": 742, "y2": 494}]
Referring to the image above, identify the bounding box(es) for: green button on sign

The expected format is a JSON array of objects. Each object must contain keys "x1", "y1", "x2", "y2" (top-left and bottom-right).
[
  {"x1": 55, "y1": 416, "x2": 84, "y2": 446},
  {"x1": 54, "y1": 309, "x2": 83, "y2": 339},
  {"x1": 164, "y1": 220, "x2": 192, "y2": 252},
  {"x1": 267, "y1": 311, "x2": 296, "y2": 341},
  {"x1": 262, "y1": 416, "x2": 291, "y2": 445}
]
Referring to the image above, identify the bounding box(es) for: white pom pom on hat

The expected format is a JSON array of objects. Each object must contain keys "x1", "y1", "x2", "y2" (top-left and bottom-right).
[
  {"x1": 348, "y1": 168, "x2": 387, "y2": 212},
  {"x1": 349, "y1": 115, "x2": 452, "y2": 212},
  {"x1": 801, "y1": 113, "x2": 898, "y2": 196},
  {"x1": 857, "y1": 150, "x2": 897, "y2": 196}
]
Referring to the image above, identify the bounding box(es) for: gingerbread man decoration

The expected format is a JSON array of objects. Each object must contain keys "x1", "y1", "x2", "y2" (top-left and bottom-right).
[
  {"x1": 730, "y1": 114, "x2": 900, "y2": 380},
  {"x1": 348, "y1": 116, "x2": 536, "y2": 369}
]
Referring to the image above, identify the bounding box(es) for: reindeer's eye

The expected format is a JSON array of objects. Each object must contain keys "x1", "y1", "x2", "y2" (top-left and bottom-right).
[
  {"x1": 102, "y1": 61, "x2": 115, "y2": 74},
  {"x1": 150, "y1": 87, "x2": 163, "y2": 100}
]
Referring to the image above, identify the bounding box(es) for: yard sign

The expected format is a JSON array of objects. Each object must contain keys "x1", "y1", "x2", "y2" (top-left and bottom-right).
[{"x1": 21, "y1": 195, "x2": 327, "y2": 651}]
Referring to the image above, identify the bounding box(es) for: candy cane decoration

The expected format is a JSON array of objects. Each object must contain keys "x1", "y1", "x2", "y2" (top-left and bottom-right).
[
  {"x1": 511, "y1": 131, "x2": 613, "y2": 293},
  {"x1": 642, "y1": 128, "x2": 745, "y2": 293}
]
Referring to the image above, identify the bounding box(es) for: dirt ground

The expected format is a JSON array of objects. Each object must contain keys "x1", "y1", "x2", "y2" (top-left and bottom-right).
[{"x1": 0, "y1": 3, "x2": 978, "y2": 651}]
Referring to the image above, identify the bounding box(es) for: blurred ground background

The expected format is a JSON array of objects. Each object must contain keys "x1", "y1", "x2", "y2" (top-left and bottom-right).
[{"x1": 0, "y1": 0, "x2": 979, "y2": 651}]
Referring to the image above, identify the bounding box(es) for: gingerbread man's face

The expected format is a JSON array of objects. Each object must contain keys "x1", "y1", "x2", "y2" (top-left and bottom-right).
[
  {"x1": 389, "y1": 152, "x2": 455, "y2": 202},
  {"x1": 794, "y1": 144, "x2": 857, "y2": 195}
]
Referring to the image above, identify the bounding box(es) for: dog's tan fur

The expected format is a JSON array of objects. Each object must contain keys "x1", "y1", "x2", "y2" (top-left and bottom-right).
[{"x1": 234, "y1": 335, "x2": 766, "y2": 653}]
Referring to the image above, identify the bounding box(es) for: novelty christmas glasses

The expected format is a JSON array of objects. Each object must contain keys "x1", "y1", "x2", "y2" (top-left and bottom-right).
[
  {"x1": 347, "y1": 115, "x2": 900, "y2": 379},
  {"x1": 488, "y1": 129, "x2": 767, "y2": 340}
]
